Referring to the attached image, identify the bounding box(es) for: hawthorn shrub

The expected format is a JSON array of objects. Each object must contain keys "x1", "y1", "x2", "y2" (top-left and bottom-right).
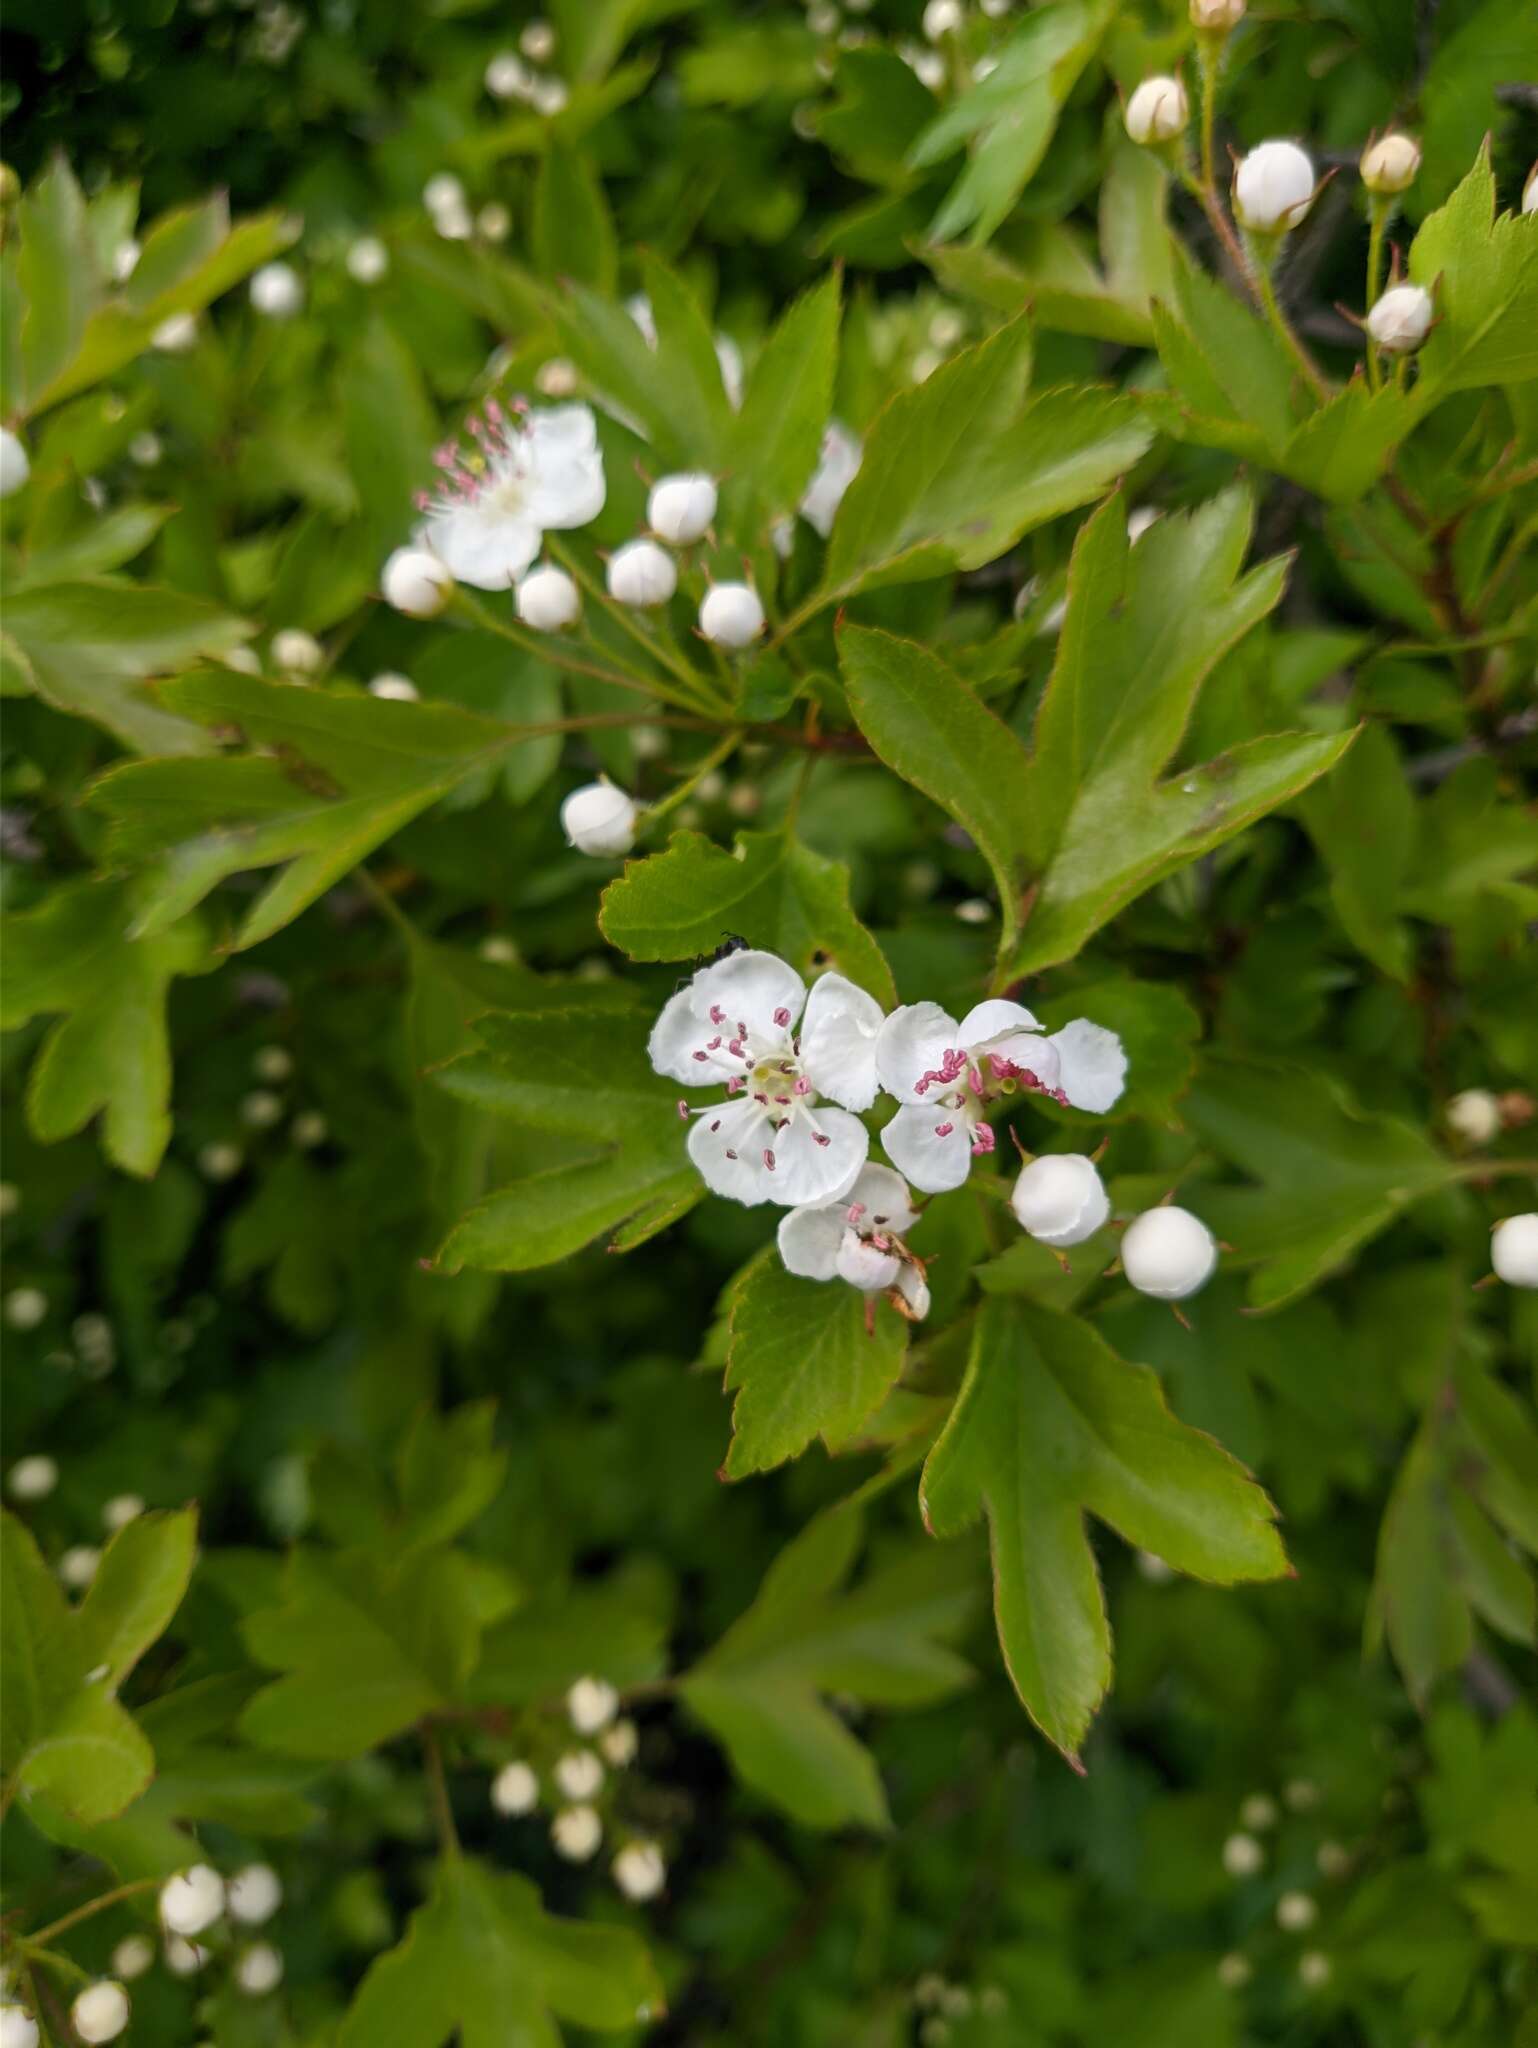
[{"x1": 2, "y1": 3, "x2": 1537, "y2": 2045}]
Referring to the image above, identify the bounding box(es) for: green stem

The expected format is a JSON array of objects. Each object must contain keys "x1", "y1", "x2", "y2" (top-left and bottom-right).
[
  {"x1": 1364, "y1": 197, "x2": 1392, "y2": 392},
  {"x1": 1177, "y1": 166, "x2": 1259, "y2": 307},
  {"x1": 1196, "y1": 36, "x2": 1222, "y2": 196},
  {"x1": 1250, "y1": 244, "x2": 1332, "y2": 403},
  {"x1": 451, "y1": 588, "x2": 696, "y2": 708},
  {"x1": 543, "y1": 535, "x2": 721, "y2": 711},
  {"x1": 422, "y1": 1725, "x2": 460, "y2": 1857},
  {"x1": 25, "y1": 1877, "x2": 164, "y2": 1949},
  {"x1": 641, "y1": 729, "x2": 744, "y2": 830}
]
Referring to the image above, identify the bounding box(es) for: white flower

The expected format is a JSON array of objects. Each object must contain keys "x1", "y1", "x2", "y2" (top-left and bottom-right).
[
  {"x1": 1125, "y1": 76, "x2": 1188, "y2": 145},
  {"x1": 1233, "y1": 141, "x2": 1316, "y2": 232},
  {"x1": 1491, "y1": 1213, "x2": 1538, "y2": 1288},
  {"x1": 800, "y1": 421, "x2": 862, "y2": 538},
  {"x1": 626, "y1": 294, "x2": 743, "y2": 407},
  {"x1": 567, "y1": 1675, "x2": 620, "y2": 1733},
  {"x1": 419, "y1": 402, "x2": 605, "y2": 591},
  {"x1": 381, "y1": 546, "x2": 453, "y2": 617},
  {"x1": 554, "y1": 1748, "x2": 604, "y2": 1801},
  {"x1": 1277, "y1": 1891, "x2": 1317, "y2": 1932},
  {"x1": 778, "y1": 1163, "x2": 921, "y2": 1307},
  {"x1": 651, "y1": 951, "x2": 884, "y2": 1207},
  {"x1": 1121, "y1": 1205, "x2": 1217, "y2": 1300},
  {"x1": 250, "y1": 262, "x2": 303, "y2": 318},
  {"x1": 600, "y1": 1718, "x2": 638, "y2": 1767},
  {"x1": 491, "y1": 1760, "x2": 540, "y2": 1814},
  {"x1": 613, "y1": 1840, "x2": 666, "y2": 1901},
  {"x1": 0, "y1": 428, "x2": 29, "y2": 497},
  {"x1": 1239, "y1": 1792, "x2": 1278, "y2": 1830},
  {"x1": 1366, "y1": 283, "x2": 1433, "y2": 355},
  {"x1": 369, "y1": 672, "x2": 419, "y2": 701},
  {"x1": 0, "y1": 2007, "x2": 39, "y2": 2048},
  {"x1": 1222, "y1": 1831, "x2": 1264, "y2": 1877},
  {"x1": 235, "y1": 1943, "x2": 284, "y2": 1995},
  {"x1": 152, "y1": 312, "x2": 197, "y2": 353},
  {"x1": 163, "y1": 1936, "x2": 209, "y2": 1976},
  {"x1": 551, "y1": 1804, "x2": 602, "y2": 1860},
  {"x1": 922, "y1": 0, "x2": 963, "y2": 38},
  {"x1": 228, "y1": 1863, "x2": 283, "y2": 1926},
  {"x1": 110, "y1": 1936, "x2": 155, "y2": 1981},
  {"x1": 60, "y1": 1546, "x2": 101, "y2": 1589},
  {"x1": 1190, "y1": 0, "x2": 1244, "y2": 25},
  {"x1": 648, "y1": 473, "x2": 717, "y2": 544},
  {"x1": 346, "y1": 236, "x2": 389, "y2": 283},
  {"x1": 607, "y1": 538, "x2": 677, "y2": 607},
  {"x1": 1360, "y1": 132, "x2": 1420, "y2": 194},
  {"x1": 161, "y1": 1863, "x2": 226, "y2": 1936},
  {"x1": 70, "y1": 1983, "x2": 129, "y2": 2045},
  {"x1": 102, "y1": 1493, "x2": 145, "y2": 1531},
  {"x1": 1446, "y1": 1088, "x2": 1499, "y2": 1144},
  {"x1": 4, "y1": 1289, "x2": 47, "y2": 1331},
  {"x1": 699, "y1": 581, "x2": 764, "y2": 648},
  {"x1": 1010, "y1": 1154, "x2": 1109, "y2": 1247},
  {"x1": 876, "y1": 1003, "x2": 1126, "y2": 1194},
  {"x1": 516, "y1": 562, "x2": 581, "y2": 631},
  {"x1": 7, "y1": 1455, "x2": 58, "y2": 1501},
  {"x1": 561, "y1": 781, "x2": 637, "y2": 856}
]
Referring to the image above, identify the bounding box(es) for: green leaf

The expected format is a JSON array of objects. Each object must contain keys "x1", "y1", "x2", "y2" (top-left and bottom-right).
[
  {"x1": 722, "y1": 1254, "x2": 908, "y2": 1477},
  {"x1": 15, "y1": 156, "x2": 100, "y2": 405},
  {"x1": 727, "y1": 271, "x2": 841, "y2": 534},
  {"x1": 1184, "y1": 1055, "x2": 1464, "y2": 1311},
  {"x1": 1, "y1": 1507, "x2": 197, "y2": 1825},
  {"x1": 920, "y1": 1299, "x2": 1286, "y2": 1762},
  {"x1": 342, "y1": 320, "x2": 438, "y2": 564},
  {"x1": 1298, "y1": 719, "x2": 1416, "y2": 978},
  {"x1": 397, "y1": 1402, "x2": 509, "y2": 1552},
  {"x1": 1032, "y1": 977, "x2": 1201, "y2": 1125},
  {"x1": 12, "y1": 501, "x2": 172, "y2": 587},
  {"x1": 468, "y1": 1576, "x2": 669, "y2": 1708},
  {"x1": 1149, "y1": 251, "x2": 1298, "y2": 456},
  {"x1": 1410, "y1": 141, "x2": 1538, "y2": 396},
  {"x1": 436, "y1": 1141, "x2": 702, "y2": 1276},
  {"x1": 818, "y1": 318, "x2": 1150, "y2": 602},
  {"x1": 682, "y1": 1494, "x2": 975, "y2": 1828},
  {"x1": 339, "y1": 1856, "x2": 664, "y2": 2047},
  {"x1": 599, "y1": 828, "x2": 896, "y2": 1006},
  {"x1": 3, "y1": 580, "x2": 248, "y2": 755},
  {"x1": 549, "y1": 259, "x2": 731, "y2": 470},
  {"x1": 532, "y1": 142, "x2": 618, "y2": 292},
  {"x1": 0, "y1": 877, "x2": 209, "y2": 1177}
]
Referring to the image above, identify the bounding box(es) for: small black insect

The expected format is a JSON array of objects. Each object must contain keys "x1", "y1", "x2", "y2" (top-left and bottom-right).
[{"x1": 674, "y1": 932, "x2": 751, "y2": 992}]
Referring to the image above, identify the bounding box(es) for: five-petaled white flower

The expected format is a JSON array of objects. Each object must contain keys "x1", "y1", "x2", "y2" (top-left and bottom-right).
[
  {"x1": 417, "y1": 401, "x2": 605, "y2": 590},
  {"x1": 650, "y1": 950, "x2": 883, "y2": 1207},
  {"x1": 876, "y1": 1001, "x2": 1126, "y2": 1193}
]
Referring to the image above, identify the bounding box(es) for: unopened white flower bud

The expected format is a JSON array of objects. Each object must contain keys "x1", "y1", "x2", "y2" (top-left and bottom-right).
[
  {"x1": 1222, "y1": 1831, "x2": 1264, "y2": 1878},
  {"x1": 250, "y1": 262, "x2": 303, "y2": 318},
  {"x1": 234, "y1": 1943, "x2": 283, "y2": 1995},
  {"x1": 536, "y1": 357, "x2": 578, "y2": 397},
  {"x1": 160, "y1": 1863, "x2": 226, "y2": 1936},
  {"x1": 1366, "y1": 283, "x2": 1433, "y2": 355},
  {"x1": 1277, "y1": 1890, "x2": 1317, "y2": 1932},
  {"x1": 382, "y1": 547, "x2": 453, "y2": 617},
  {"x1": 699, "y1": 581, "x2": 765, "y2": 648},
  {"x1": 515, "y1": 563, "x2": 580, "y2": 632},
  {"x1": 129, "y1": 431, "x2": 162, "y2": 467},
  {"x1": 477, "y1": 202, "x2": 511, "y2": 242},
  {"x1": 607, "y1": 538, "x2": 677, "y2": 608},
  {"x1": 423, "y1": 173, "x2": 466, "y2": 217},
  {"x1": 1190, "y1": 0, "x2": 1244, "y2": 26},
  {"x1": 554, "y1": 1749, "x2": 604, "y2": 1801},
  {"x1": 291, "y1": 1111, "x2": 328, "y2": 1150},
  {"x1": 1491, "y1": 1213, "x2": 1538, "y2": 1288},
  {"x1": 112, "y1": 239, "x2": 141, "y2": 282},
  {"x1": 346, "y1": 236, "x2": 389, "y2": 284},
  {"x1": 1216, "y1": 1953, "x2": 1251, "y2": 1989},
  {"x1": 600, "y1": 1718, "x2": 638, "y2": 1767},
  {"x1": 613, "y1": 1840, "x2": 666, "y2": 1900},
  {"x1": 922, "y1": 0, "x2": 963, "y2": 38},
  {"x1": 102, "y1": 1493, "x2": 145, "y2": 1532},
  {"x1": 485, "y1": 51, "x2": 528, "y2": 99},
  {"x1": 1233, "y1": 140, "x2": 1316, "y2": 232},
  {"x1": 60, "y1": 1546, "x2": 101, "y2": 1589},
  {"x1": 228, "y1": 1863, "x2": 283, "y2": 1925},
  {"x1": 1125, "y1": 76, "x2": 1188, "y2": 146},
  {"x1": 1446, "y1": 1088, "x2": 1499, "y2": 1144},
  {"x1": 368, "y1": 672, "x2": 419, "y2": 701},
  {"x1": 0, "y1": 2008, "x2": 39, "y2": 2048},
  {"x1": 560, "y1": 781, "x2": 637, "y2": 857},
  {"x1": 1360, "y1": 132, "x2": 1421, "y2": 195},
  {"x1": 835, "y1": 1229, "x2": 901, "y2": 1293},
  {"x1": 567, "y1": 1675, "x2": 620, "y2": 1733},
  {"x1": 648, "y1": 473, "x2": 717, "y2": 544},
  {"x1": 4, "y1": 1289, "x2": 47, "y2": 1331},
  {"x1": 241, "y1": 1089, "x2": 284, "y2": 1130},
  {"x1": 521, "y1": 18, "x2": 556, "y2": 62},
  {"x1": 271, "y1": 628, "x2": 323, "y2": 674},
  {"x1": 198, "y1": 1141, "x2": 243, "y2": 1183},
  {"x1": 0, "y1": 427, "x2": 30, "y2": 497},
  {"x1": 1010, "y1": 1154, "x2": 1110, "y2": 1248},
  {"x1": 163, "y1": 1935, "x2": 209, "y2": 1976},
  {"x1": 1122, "y1": 1205, "x2": 1217, "y2": 1300},
  {"x1": 110, "y1": 1935, "x2": 155, "y2": 1981},
  {"x1": 1239, "y1": 1792, "x2": 1278, "y2": 1830},
  {"x1": 532, "y1": 77, "x2": 570, "y2": 117},
  {"x1": 70, "y1": 1983, "x2": 130, "y2": 2044},
  {"x1": 8, "y1": 1455, "x2": 58, "y2": 1501},
  {"x1": 1297, "y1": 1951, "x2": 1331, "y2": 1989},
  {"x1": 152, "y1": 312, "x2": 198, "y2": 353},
  {"x1": 491, "y1": 1760, "x2": 539, "y2": 1814},
  {"x1": 551, "y1": 1804, "x2": 602, "y2": 1860},
  {"x1": 224, "y1": 645, "x2": 262, "y2": 674}
]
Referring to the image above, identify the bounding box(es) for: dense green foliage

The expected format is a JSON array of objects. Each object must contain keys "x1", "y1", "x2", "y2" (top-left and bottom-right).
[{"x1": 2, "y1": 3, "x2": 1537, "y2": 2045}]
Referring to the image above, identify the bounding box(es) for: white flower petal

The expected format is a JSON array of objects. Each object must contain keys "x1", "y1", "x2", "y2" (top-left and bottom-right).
[
  {"x1": 835, "y1": 1229, "x2": 900, "y2": 1292},
  {"x1": 875, "y1": 1002, "x2": 959, "y2": 1103},
  {"x1": 690, "y1": 950, "x2": 806, "y2": 1042},
  {"x1": 1049, "y1": 1018, "x2": 1128, "y2": 1113},
  {"x1": 799, "y1": 972, "x2": 885, "y2": 1111},
  {"x1": 649, "y1": 988, "x2": 714, "y2": 1084},
  {"x1": 844, "y1": 1163, "x2": 918, "y2": 1237},
  {"x1": 880, "y1": 1103, "x2": 974, "y2": 1193},
  {"x1": 777, "y1": 1203, "x2": 846, "y2": 1280},
  {"x1": 766, "y1": 1108, "x2": 868, "y2": 1206},
  {"x1": 423, "y1": 504, "x2": 541, "y2": 589},
  {"x1": 958, "y1": 998, "x2": 1042, "y2": 1046},
  {"x1": 987, "y1": 1032, "x2": 1062, "y2": 1092},
  {"x1": 687, "y1": 1099, "x2": 772, "y2": 1204}
]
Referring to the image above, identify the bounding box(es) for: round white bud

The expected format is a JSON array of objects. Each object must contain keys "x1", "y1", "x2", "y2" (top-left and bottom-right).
[
  {"x1": 234, "y1": 1943, "x2": 284, "y2": 1995},
  {"x1": 102, "y1": 1493, "x2": 145, "y2": 1531},
  {"x1": 241, "y1": 1089, "x2": 284, "y2": 1130},
  {"x1": 532, "y1": 77, "x2": 570, "y2": 117},
  {"x1": 70, "y1": 1983, "x2": 130, "y2": 2045},
  {"x1": 110, "y1": 1935, "x2": 155, "y2": 1981},
  {"x1": 0, "y1": 427, "x2": 30, "y2": 497},
  {"x1": 1125, "y1": 76, "x2": 1188, "y2": 146},
  {"x1": 1360, "y1": 132, "x2": 1421, "y2": 195},
  {"x1": 4, "y1": 1289, "x2": 47, "y2": 1331},
  {"x1": 536, "y1": 357, "x2": 578, "y2": 398},
  {"x1": 162, "y1": 1936, "x2": 209, "y2": 1976},
  {"x1": 271, "y1": 628, "x2": 322, "y2": 674},
  {"x1": 606, "y1": 538, "x2": 678, "y2": 608},
  {"x1": 8, "y1": 1455, "x2": 58, "y2": 1501},
  {"x1": 1277, "y1": 1890, "x2": 1318, "y2": 1932},
  {"x1": 485, "y1": 51, "x2": 528, "y2": 99},
  {"x1": 1222, "y1": 1831, "x2": 1264, "y2": 1878},
  {"x1": 291, "y1": 1111, "x2": 328, "y2": 1150},
  {"x1": 1239, "y1": 1792, "x2": 1278, "y2": 1830},
  {"x1": 368, "y1": 672, "x2": 419, "y2": 701},
  {"x1": 515, "y1": 563, "x2": 580, "y2": 632},
  {"x1": 346, "y1": 236, "x2": 389, "y2": 284},
  {"x1": 1216, "y1": 1953, "x2": 1251, "y2": 1989},
  {"x1": 477, "y1": 202, "x2": 511, "y2": 242},
  {"x1": 254, "y1": 1045, "x2": 293, "y2": 1083},
  {"x1": 554, "y1": 1748, "x2": 604, "y2": 1802},
  {"x1": 60, "y1": 1546, "x2": 101, "y2": 1589},
  {"x1": 152, "y1": 312, "x2": 197, "y2": 353},
  {"x1": 551, "y1": 1804, "x2": 602, "y2": 1861},
  {"x1": 249, "y1": 262, "x2": 303, "y2": 319},
  {"x1": 1316, "y1": 1839, "x2": 1349, "y2": 1876},
  {"x1": 382, "y1": 546, "x2": 453, "y2": 617},
  {"x1": 600, "y1": 1718, "x2": 638, "y2": 1767},
  {"x1": 520, "y1": 19, "x2": 556, "y2": 62},
  {"x1": 835, "y1": 1229, "x2": 902, "y2": 1293},
  {"x1": 699, "y1": 581, "x2": 765, "y2": 648},
  {"x1": 129, "y1": 431, "x2": 162, "y2": 467},
  {"x1": 423, "y1": 173, "x2": 466, "y2": 217},
  {"x1": 647, "y1": 472, "x2": 717, "y2": 544},
  {"x1": 560, "y1": 781, "x2": 638, "y2": 858},
  {"x1": 491, "y1": 1760, "x2": 540, "y2": 1815},
  {"x1": 479, "y1": 935, "x2": 518, "y2": 964},
  {"x1": 1010, "y1": 1154, "x2": 1110, "y2": 1248},
  {"x1": 1446, "y1": 1088, "x2": 1500, "y2": 1144},
  {"x1": 567, "y1": 1676, "x2": 620, "y2": 1734},
  {"x1": 198, "y1": 1141, "x2": 244, "y2": 1183},
  {"x1": 1233, "y1": 141, "x2": 1316, "y2": 233},
  {"x1": 1122, "y1": 1206, "x2": 1218, "y2": 1300},
  {"x1": 1190, "y1": 0, "x2": 1244, "y2": 25},
  {"x1": 1285, "y1": 1777, "x2": 1319, "y2": 1811},
  {"x1": 224, "y1": 645, "x2": 262, "y2": 674},
  {"x1": 228, "y1": 1862, "x2": 283, "y2": 1925},
  {"x1": 161, "y1": 1863, "x2": 226, "y2": 1936},
  {"x1": 1491, "y1": 1213, "x2": 1538, "y2": 1288},
  {"x1": 0, "y1": 2009, "x2": 39, "y2": 2048},
  {"x1": 922, "y1": 0, "x2": 964, "y2": 39},
  {"x1": 1366, "y1": 283, "x2": 1433, "y2": 355},
  {"x1": 112, "y1": 239, "x2": 141, "y2": 282},
  {"x1": 613, "y1": 1840, "x2": 666, "y2": 1901},
  {"x1": 1297, "y1": 1951, "x2": 1331, "y2": 1989}
]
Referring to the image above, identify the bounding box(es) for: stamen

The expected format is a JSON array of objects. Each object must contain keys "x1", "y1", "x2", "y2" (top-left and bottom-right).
[
  {"x1": 710, "y1": 1118, "x2": 721, "y2": 1132},
  {"x1": 763, "y1": 1149, "x2": 776, "y2": 1171},
  {"x1": 813, "y1": 1132, "x2": 830, "y2": 1147},
  {"x1": 773, "y1": 1007, "x2": 791, "y2": 1028},
  {"x1": 709, "y1": 1005, "x2": 727, "y2": 1026},
  {"x1": 846, "y1": 1203, "x2": 866, "y2": 1224},
  {"x1": 724, "y1": 1148, "x2": 738, "y2": 1159},
  {"x1": 914, "y1": 1048, "x2": 968, "y2": 1096},
  {"x1": 692, "y1": 1050, "x2": 708, "y2": 1062},
  {"x1": 793, "y1": 1077, "x2": 811, "y2": 1096},
  {"x1": 774, "y1": 1095, "x2": 791, "y2": 1106},
  {"x1": 677, "y1": 1101, "x2": 689, "y2": 1120},
  {"x1": 935, "y1": 1122, "x2": 954, "y2": 1139},
  {"x1": 970, "y1": 1124, "x2": 996, "y2": 1156}
]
